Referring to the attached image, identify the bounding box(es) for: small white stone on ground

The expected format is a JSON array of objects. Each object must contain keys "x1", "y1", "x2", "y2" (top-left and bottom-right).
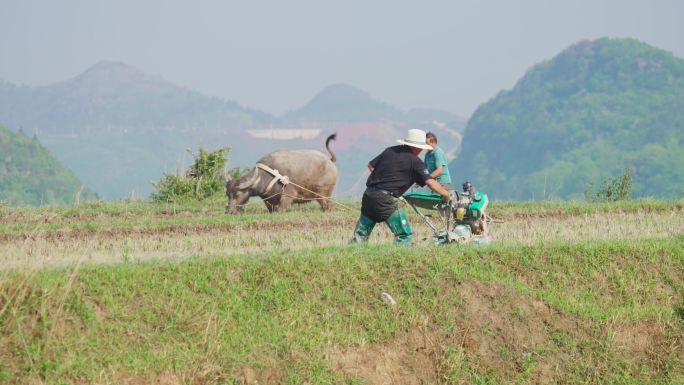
[{"x1": 380, "y1": 292, "x2": 396, "y2": 305}]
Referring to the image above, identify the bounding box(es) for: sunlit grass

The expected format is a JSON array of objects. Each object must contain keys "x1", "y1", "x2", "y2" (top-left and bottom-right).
[{"x1": 1, "y1": 239, "x2": 682, "y2": 384}]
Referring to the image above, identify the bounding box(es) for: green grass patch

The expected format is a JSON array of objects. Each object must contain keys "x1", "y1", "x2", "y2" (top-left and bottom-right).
[{"x1": 1, "y1": 238, "x2": 682, "y2": 384}]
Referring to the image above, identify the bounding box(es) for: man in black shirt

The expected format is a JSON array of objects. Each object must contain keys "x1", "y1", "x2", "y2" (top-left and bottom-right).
[{"x1": 352, "y1": 129, "x2": 451, "y2": 244}]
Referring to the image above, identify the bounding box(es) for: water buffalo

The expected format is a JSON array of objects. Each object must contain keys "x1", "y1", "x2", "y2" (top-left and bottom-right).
[{"x1": 225, "y1": 134, "x2": 337, "y2": 214}]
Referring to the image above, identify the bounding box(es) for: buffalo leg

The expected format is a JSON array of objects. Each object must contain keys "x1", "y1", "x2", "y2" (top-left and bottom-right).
[
  {"x1": 263, "y1": 195, "x2": 280, "y2": 213},
  {"x1": 318, "y1": 197, "x2": 334, "y2": 211},
  {"x1": 264, "y1": 201, "x2": 275, "y2": 213},
  {"x1": 317, "y1": 185, "x2": 335, "y2": 211},
  {"x1": 276, "y1": 196, "x2": 293, "y2": 212},
  {"x1": 273, "y1": 186, "x2": 295, "y2": 212}
]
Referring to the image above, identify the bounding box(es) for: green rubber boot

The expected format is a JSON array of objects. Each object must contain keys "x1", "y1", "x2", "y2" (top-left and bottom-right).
[
  {"x1": 386, "y1": 209, "x2": 413, "y2": 244},
  {"x1": 351, "y1": 214, "x2": 376, "y2": 243}
]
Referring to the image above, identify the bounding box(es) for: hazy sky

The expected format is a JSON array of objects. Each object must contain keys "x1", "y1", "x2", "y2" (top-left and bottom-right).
[{"x1": 1, "y1": 0, "x2": 682, "y2": 118}]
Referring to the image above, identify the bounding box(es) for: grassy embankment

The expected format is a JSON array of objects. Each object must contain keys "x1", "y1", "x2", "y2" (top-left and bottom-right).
[{"x1": 0, "y1": 199, "x2": 683, "y2": 384}]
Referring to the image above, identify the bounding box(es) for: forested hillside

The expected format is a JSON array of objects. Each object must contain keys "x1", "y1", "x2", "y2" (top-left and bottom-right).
[
  {"x1": 0, "y1": 61, "x2": 275, "y2": 199},
  {"x1": 0, "y1": 125, "x2": 96, "y2": 205},
  {"x1": 452, "y1": 38, "x2": 684, "y2": 199},
  {"x1": 0, "y1": 64, "x2": 464, "y2": 199}
]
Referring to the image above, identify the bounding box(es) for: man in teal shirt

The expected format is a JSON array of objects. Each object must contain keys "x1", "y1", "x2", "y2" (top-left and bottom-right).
[{"x1": 424, "y1": 132, "x2": 453, "y2": 191}]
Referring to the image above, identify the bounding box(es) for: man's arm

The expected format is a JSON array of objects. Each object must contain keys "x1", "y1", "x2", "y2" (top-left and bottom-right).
[
  {"x1": 368, "y1": 163, "x2": 374, "y2": 172},
  {"x1": 426, "y1": 179, "x2": 450, "y2": 201},
  {"x1": 434, "y1": 149, "x2": 450, "y2": 179},
  {"x1": 430, "y1": 165, "x2": 443, "y2": 178},
  {"x1": 413, "y1": 158, "x2": 449, "y2": 200}
]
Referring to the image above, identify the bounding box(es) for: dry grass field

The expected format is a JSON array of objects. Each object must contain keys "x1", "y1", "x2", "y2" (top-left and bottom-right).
[{"x1": 1, "y1": 199, "x2": 683, "y2": 270}]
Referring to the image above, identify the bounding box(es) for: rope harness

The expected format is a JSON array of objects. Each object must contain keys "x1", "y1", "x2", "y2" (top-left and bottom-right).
[{"x1": 256, "y1": 163, "x2": 291, "y2": 194}]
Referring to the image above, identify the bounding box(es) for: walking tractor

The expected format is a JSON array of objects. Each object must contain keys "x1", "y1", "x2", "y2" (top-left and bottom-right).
[{"x1": 401, "y1": 181, "x2": 493, "y2": 245}]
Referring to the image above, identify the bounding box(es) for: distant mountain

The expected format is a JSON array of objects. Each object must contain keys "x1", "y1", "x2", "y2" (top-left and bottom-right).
[
  {"x1": 284, "y1": 84, "x2": 402, "y2": 122},
  {"x1": 284, "y1": 83, "x2": 464, "y2": 126},
  {"x1": 0, "y1": 63, "x2": 465, "y2": 200},
  {"x1": 0, "y1": 125, "x2": 97, "y2": 206},
  {"x1": 0, "y1": 60, "x2": 273, "y2": 135},
  {"x1": 403, "y1": 107, "x2": 463, "y2": 126},
  {"x1": 452, "y1": 38, "x2": 684, "y2": 199}
]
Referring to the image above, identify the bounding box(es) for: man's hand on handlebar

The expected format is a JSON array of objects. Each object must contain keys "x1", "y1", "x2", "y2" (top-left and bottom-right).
[{"x1": 426, "y1": 179, "x2": 451, "y2": 202}]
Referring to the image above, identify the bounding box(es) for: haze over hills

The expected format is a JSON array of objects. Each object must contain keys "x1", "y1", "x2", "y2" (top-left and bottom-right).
[
  {"x1": 284, "y1": 84, "x2": 402, "y2": 123},
  {"x1": 0, "y1": 124, "x2": 97, "y2": 205},
  {"x1": 284, "y1": 83, "x2": 464, "y2": 129},
  {"x1": 452, "y1": 38, "x2": 684, "y2": 200},
  {"x1": 0, "y1": 60, "x2": 272, "y2": 135},
  {"x1": 0, "y1": 63, "x2": 465, "y2": 199},
  {"x1": 4, "y1": 38, "x2": 683, "y2": 203}
]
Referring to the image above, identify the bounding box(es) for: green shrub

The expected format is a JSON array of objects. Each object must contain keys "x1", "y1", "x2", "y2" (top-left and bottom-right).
[
  {"x1": 585, "y1": 168, "x2": 633, "y2": 202},
  {"x1": 151, "y1": 147, "x2": 238, "y2": 203}
]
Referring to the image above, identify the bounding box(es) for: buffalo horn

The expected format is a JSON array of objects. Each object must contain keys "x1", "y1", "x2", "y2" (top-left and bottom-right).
[{"x1": 237, "y1": 168, "x2": 260, "y2": 190}]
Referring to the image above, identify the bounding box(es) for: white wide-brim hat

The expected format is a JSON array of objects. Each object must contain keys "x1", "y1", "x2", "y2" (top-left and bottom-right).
[{"x1": 397, "y1": 129, "x2": 432, "y2": 150}]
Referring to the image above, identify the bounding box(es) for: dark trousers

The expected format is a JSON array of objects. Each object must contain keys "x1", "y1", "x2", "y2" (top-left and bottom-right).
[{"x1": 352, "y1": 190, "x2": 412, "y2": 244}]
